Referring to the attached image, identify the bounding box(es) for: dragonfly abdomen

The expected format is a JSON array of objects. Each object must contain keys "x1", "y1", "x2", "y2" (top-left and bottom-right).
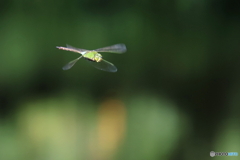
[{"x1": 56, "y1": 46, "x2": 82, "y2": 54}]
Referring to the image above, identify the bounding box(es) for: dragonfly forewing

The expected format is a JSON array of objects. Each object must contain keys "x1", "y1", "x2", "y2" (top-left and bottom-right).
[
  {"x1": 56, "y1": 45, "x2": 89, "y2": 54},
  {"x1": 66, "y1": 44, "x2": 89, "y2": 52},
  {"x1": 94, "y1": 44, "x2": 127, "y2": 54}
]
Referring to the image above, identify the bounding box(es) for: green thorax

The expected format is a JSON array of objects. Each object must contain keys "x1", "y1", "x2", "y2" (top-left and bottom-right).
[{"x1": 83, "y1": 51, "x2": 102, "y2": 62}]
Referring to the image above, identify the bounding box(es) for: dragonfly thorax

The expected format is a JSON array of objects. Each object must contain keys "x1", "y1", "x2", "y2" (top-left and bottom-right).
[{"x1": 83, "y1": 51, "x2": 102, "y2": 62}]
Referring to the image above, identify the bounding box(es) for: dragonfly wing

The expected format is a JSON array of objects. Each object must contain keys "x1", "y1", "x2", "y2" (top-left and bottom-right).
[
  {"x1": 87, "y1": 59, "x2": 117, "y2": 72},
  {"x1": 62, "y1": 56, "x2": 82, "y2": 70},
  {"x1": 65, "y1": 44, "x2": 89, "y2": 53},
  {"x1": 94, "y1": 44, "x2": 127, "y2": 54}
]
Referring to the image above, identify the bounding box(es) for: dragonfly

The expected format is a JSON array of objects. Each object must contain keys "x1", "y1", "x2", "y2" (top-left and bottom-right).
[{"x1": 56, "y1": 44, "x2": 126, "y2": 72}]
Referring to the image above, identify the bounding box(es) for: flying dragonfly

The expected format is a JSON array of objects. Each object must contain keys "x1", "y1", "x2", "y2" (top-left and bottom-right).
[{"x1": 56, "y1": 44, "x2": 126, "y2": 72}]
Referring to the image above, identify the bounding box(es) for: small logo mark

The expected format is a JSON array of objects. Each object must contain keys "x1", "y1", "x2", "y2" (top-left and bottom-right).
[{"x1": 210, "y1": 151, "x2": 215, "y2": 157}]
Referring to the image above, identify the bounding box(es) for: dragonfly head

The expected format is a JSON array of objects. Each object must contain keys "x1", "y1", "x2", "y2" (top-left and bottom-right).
[{"x1": 94, "y1": 53, "x2": 102, "y2": 62}]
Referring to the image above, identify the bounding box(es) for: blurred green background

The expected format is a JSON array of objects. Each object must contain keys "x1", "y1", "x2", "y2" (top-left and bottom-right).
[{"x1": 0, "y1": 0, "x2": 240, "y2": 160}]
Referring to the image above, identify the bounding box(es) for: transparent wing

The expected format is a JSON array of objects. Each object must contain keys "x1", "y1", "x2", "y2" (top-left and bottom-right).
[
  {"x1": 66, "y1": 44, "x2": 89, "y2": 52},
  {"x1": 94, "y1": 44, "x2": 127, "y2": 54},
  {"x1": 62, "y1": 56, "x2": 82, "y2": 70},
  {"x1": 56, "y1": 44, "x2": 89, "y2": 54},
  {"x1": 87, "y1": 59, "x2": 117, "y2": 72}
]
